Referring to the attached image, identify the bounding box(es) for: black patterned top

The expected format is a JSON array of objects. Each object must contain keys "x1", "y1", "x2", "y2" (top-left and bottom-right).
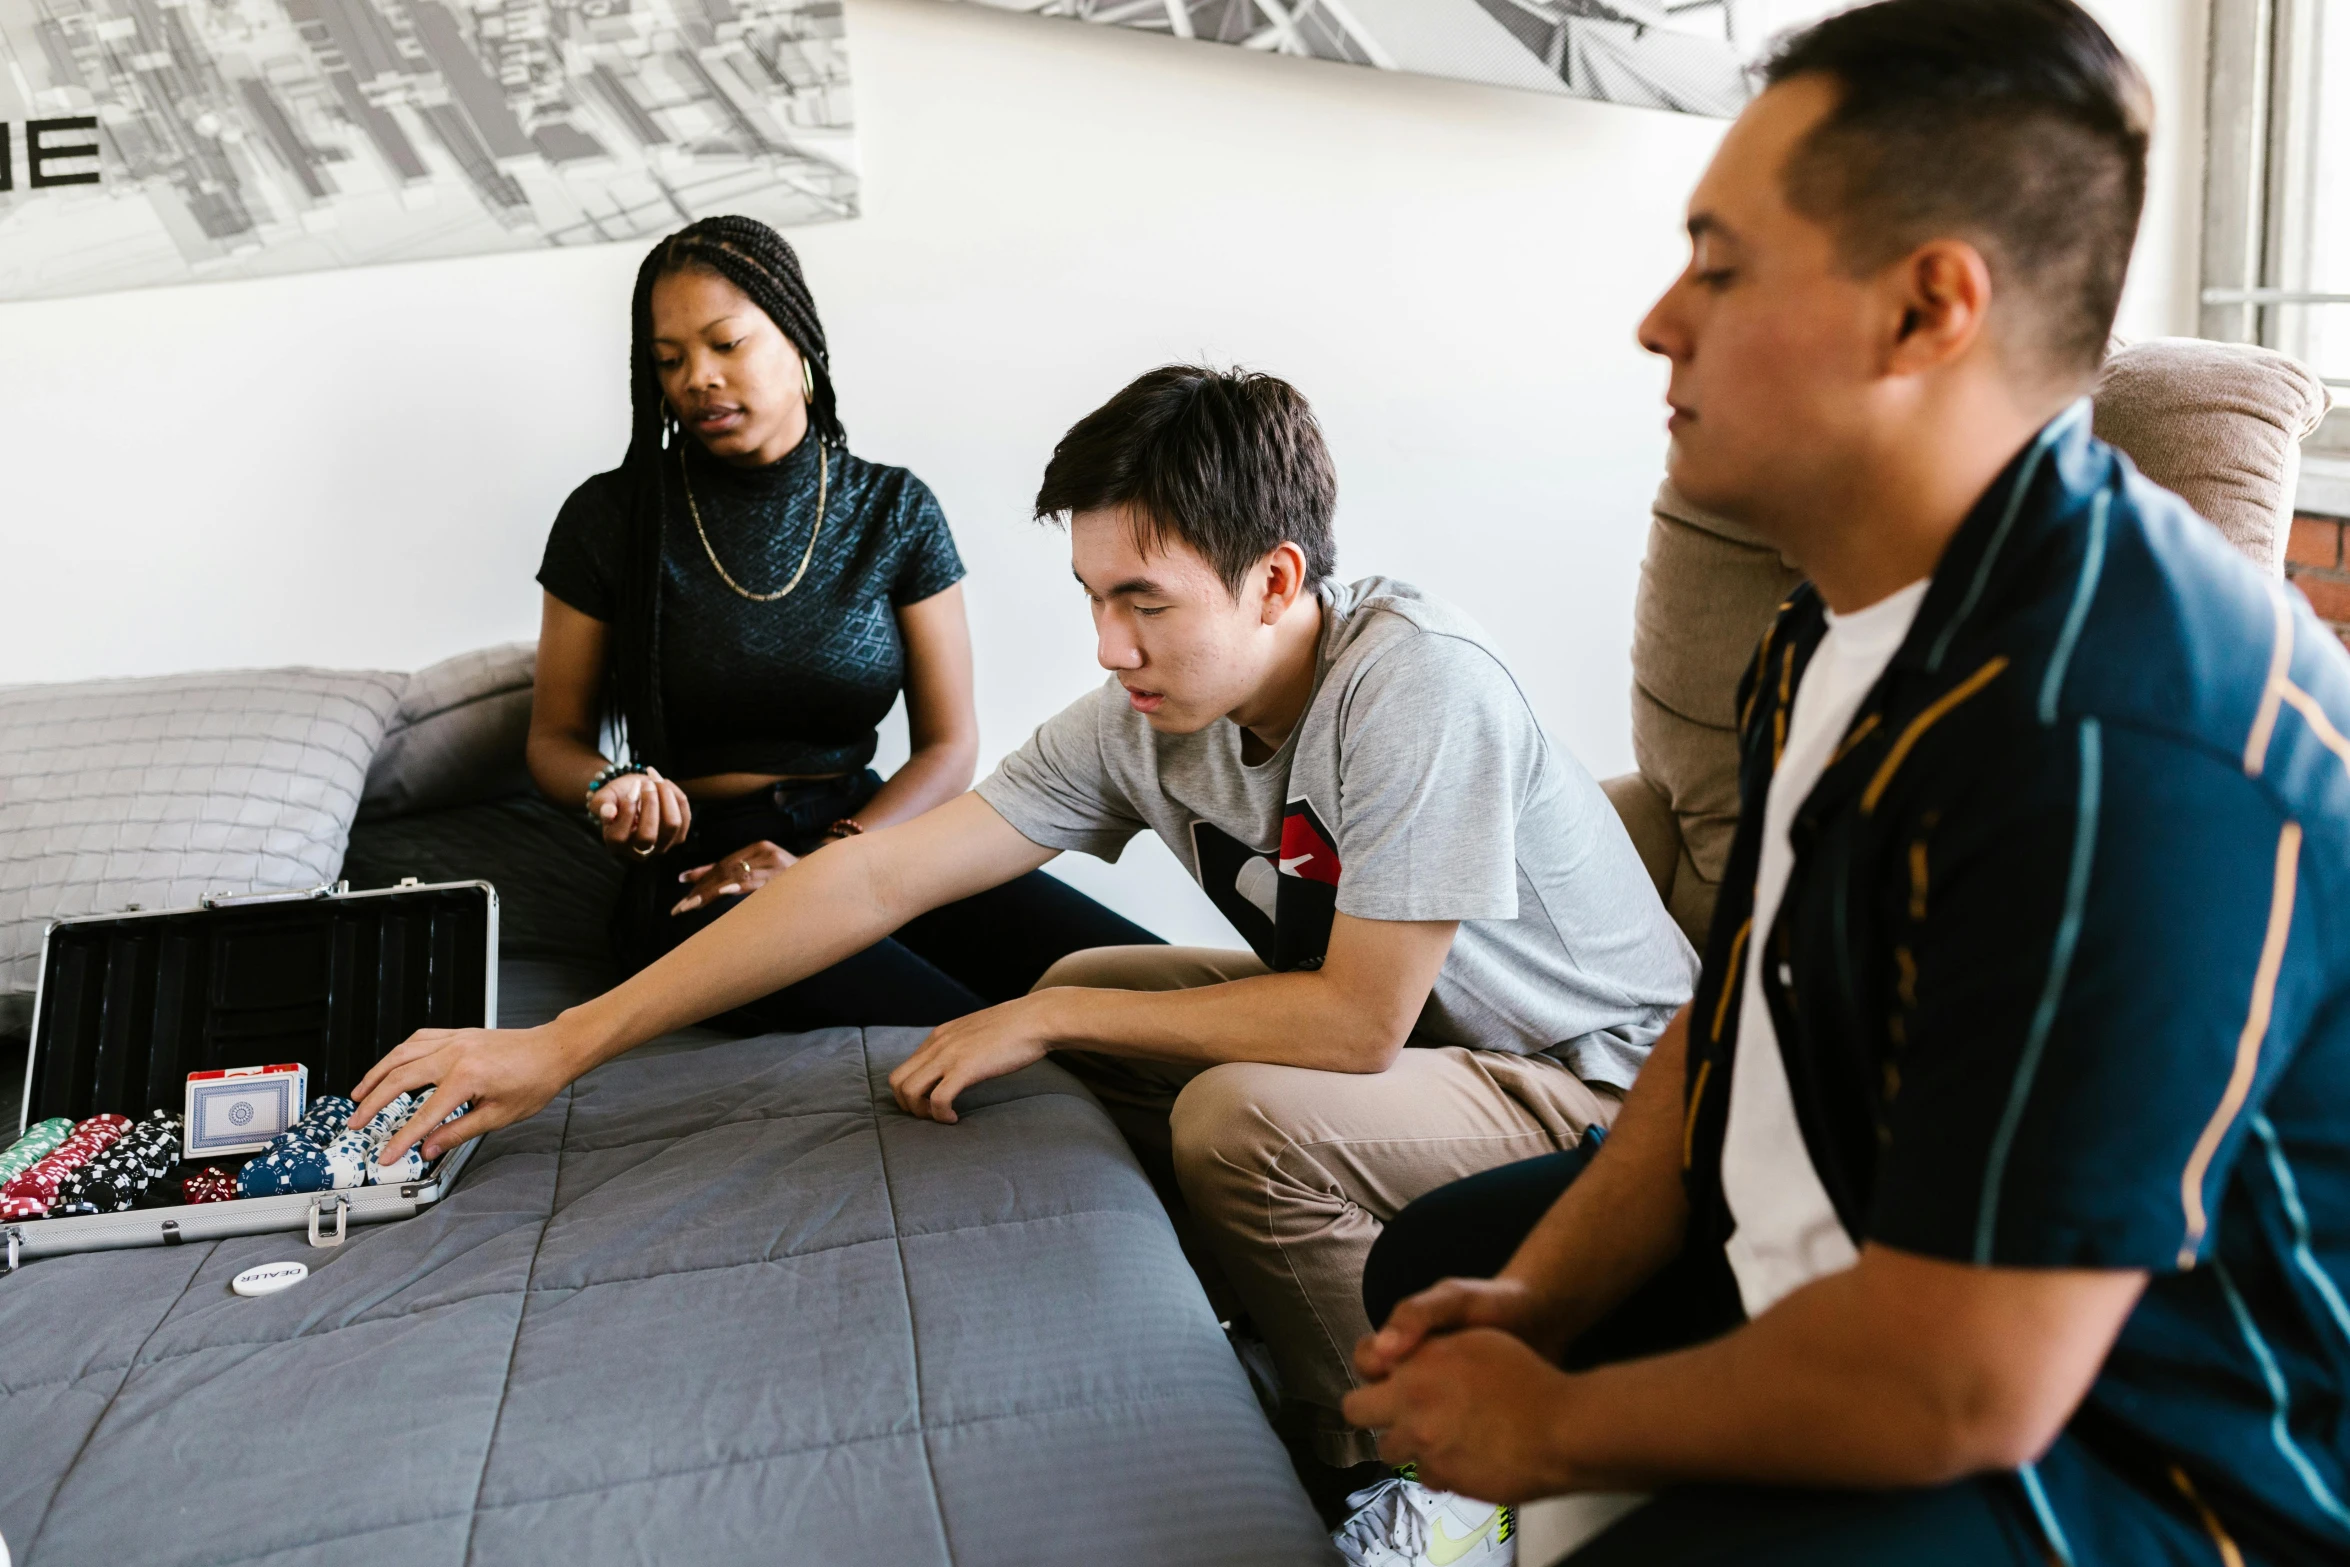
[{"x1": 537, "y1": 434, "x2": 966, "y2": 779}]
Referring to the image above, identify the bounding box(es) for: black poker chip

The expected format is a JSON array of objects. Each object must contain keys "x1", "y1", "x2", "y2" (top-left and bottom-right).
[{"x1": 54, "y1": 1111, "x2": 182, "y2": 1216}]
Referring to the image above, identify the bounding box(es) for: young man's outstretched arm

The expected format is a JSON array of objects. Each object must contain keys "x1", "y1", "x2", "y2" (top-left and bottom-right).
[
  {"x1": 885, "y1": 910, "x2": 1460, "y2": 1122},
  {"x1": 353, "y1": 792, "x2": 1054, "y2": 1162},
  {"x1": 358, "y1": 787, "x2": 1466, "y2": 1150}
]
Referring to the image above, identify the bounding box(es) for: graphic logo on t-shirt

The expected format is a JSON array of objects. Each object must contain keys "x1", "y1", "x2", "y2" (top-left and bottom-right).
[{"x1": 1189, "y1": 797, "x2": 1341, "y2": 972}]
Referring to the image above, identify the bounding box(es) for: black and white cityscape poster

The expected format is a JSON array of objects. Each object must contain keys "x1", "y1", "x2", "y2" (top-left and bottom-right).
[
  {"x1": 950, "y1": 1, "x2": 1834, "y2": 118},
  {"x1": 0, "y1": 0, "x2": 856, "y2": 300}
]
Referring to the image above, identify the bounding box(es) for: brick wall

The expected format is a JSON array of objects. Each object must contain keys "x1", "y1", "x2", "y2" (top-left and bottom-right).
[{"x1": 2287, "y1": 512, "x2": 2350, "y2": 647}]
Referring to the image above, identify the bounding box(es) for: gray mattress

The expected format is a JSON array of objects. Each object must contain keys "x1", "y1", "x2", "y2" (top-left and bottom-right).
[{"x1": 0, "y1": 959, "x2": 1330, "y2": 1565}]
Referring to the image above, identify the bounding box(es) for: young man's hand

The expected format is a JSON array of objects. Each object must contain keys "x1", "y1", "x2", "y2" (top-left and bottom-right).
[
  {"x1": 887, "y1": 994, "x2": 1061, "y2": 1123},
  {"x1": 350, "y1": 1020, "x2": 595, "y2": 1164},
  {"x1": 1344, "y1": 1326, "x2": 1582, "y2": 1502}
]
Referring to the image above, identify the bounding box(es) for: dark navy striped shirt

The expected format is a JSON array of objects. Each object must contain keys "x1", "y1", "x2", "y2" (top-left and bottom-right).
[{"x1": 1683, "y1": 405, "x2": 2350, "y2": 1565}]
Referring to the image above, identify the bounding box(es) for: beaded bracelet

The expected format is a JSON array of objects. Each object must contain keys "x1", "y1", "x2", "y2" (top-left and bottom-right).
[{"x1": 584, "y1": 760, "x2": 648, "y2": 823}]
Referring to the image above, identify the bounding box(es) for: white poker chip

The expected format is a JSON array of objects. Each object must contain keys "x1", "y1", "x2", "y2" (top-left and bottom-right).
[{"x1": 232, "y1": 1262, "x2": 309, "y2": 1298}]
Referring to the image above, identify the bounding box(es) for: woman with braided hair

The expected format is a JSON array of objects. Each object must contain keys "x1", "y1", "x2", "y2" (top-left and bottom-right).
[{"x1": 527, "y1": 215, "x2": 1160, "y2": 1028}]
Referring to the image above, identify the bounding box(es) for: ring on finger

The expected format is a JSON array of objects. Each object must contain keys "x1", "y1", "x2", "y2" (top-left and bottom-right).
[{"x1": 630, "y1": 843, "x2": 655, "y2": 858}]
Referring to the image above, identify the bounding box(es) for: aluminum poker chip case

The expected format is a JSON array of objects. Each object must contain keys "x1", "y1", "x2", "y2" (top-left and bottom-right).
[{"x1": 4, "y1": 880, "x2": 497, "y2": 1272}]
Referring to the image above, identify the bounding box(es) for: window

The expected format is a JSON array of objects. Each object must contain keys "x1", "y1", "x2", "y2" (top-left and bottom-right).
[{"x1": 2204, "y1": 0, "x2": 2350, "y2": 493}]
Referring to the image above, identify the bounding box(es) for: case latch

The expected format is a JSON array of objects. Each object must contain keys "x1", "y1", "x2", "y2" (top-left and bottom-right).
[
  {"x1": 306, "y1": 1194, "x2": 351, "y2": 1249},
  {"x1": 3, "y1": 1226, "x2": 22, "y2": 1275}
]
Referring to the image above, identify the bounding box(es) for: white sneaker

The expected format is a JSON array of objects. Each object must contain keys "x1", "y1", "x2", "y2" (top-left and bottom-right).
[{"x1": 1333, "y1": 1470, "x2": 1515, "y2": 1567}]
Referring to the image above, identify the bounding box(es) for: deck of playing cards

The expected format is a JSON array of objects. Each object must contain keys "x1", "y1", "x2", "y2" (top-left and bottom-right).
[{"x1": 184, "y1": 1065, "x2": 310, "y2": 1160}]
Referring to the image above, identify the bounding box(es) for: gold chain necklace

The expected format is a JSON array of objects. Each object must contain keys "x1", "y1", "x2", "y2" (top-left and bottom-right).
[{"x1": 681, "y1": 439, "x2": 829, "y2": 602}]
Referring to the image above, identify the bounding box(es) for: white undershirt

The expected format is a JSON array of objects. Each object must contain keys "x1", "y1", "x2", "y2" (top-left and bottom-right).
[{"x1": 1720, "y1": 577, "x2": 1930, "y2": 1319}]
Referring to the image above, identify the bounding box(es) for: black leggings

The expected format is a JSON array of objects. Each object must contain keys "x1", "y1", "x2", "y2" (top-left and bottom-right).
[
  {"x1": 1360, "y1": 1153, "x2": 2206, "y2": 1567},
  {"x1": 613, "y1": 771, "x2": 1161, "y2": 1032},
  {"x1": 1361, "y1": 1139, "x2": 1745, "y2": 1373}
]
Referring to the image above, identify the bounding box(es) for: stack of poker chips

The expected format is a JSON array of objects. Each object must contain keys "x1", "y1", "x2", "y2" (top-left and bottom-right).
[
  {"x1": 183, "y1": 1167, "x2": 237, "y2": 1204},
  {"x1": 53, "y1": 1111, "x2": 183, "y2": 1217},
  {"x1": 351, "y1": 1089, "x2": 455, "y2": 1186},
  {"x1": 0, "y1": 1114, "x2": 132, "y2": 1218},
  {"x1": 289, "y1": 1095, "x2": 359, "y2": 1147},
  {"x1": 234, "y1": 1090, "x2": 463, "y2": 1199},
  {"x1": 234, "y1": 1096, "x2": 361, "y2": 1197},
  {"x1": 308, "y1": 1092, "x2": 414, "y2": 1190},
  {"x1": 0, "y1": 1118, "x2": 74, "y2": 1185}
]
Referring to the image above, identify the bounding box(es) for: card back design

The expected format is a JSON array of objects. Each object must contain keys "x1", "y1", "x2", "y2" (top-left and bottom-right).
[{"x1": 184, "y1": 1065, "x2": 309, "y2": 1160}]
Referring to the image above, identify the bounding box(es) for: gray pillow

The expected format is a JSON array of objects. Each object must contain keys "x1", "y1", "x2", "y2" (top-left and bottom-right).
[
  {"x1": 342, "y1": 794, "x2": 624, "y2": 969},
  {"x1": 0, "y1": 667, "x2": 405, "y2": 1004},
  {"x1": 361, "y1": 642, "x2": 537, "y2": 821}
]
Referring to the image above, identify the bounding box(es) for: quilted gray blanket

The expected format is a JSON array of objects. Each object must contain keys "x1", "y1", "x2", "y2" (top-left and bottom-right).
[{"x1": 0, "y1": 962, "x2": 1329, "y2": 1565}]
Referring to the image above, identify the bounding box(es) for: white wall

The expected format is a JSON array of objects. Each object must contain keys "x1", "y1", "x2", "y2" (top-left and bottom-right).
[{"x1": 0, "y1": 0, "x2": 2207, "y2": 944}]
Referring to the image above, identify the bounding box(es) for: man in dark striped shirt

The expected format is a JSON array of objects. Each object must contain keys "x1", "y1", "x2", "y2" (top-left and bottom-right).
[{"x1": 1343, "y1": 2, "x2": 2350, "y2": 1563}]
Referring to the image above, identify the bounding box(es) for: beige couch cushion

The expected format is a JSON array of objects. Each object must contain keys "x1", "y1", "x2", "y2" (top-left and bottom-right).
[
  {"x1": 1599, "y1": 772, "x2": 1677, "y2": 898},
  {"x1": 2093, "y1": 338, "x2": 2332, "y2": 576},
  {"x1": 1627, "y1": 483, "x2": 1803, "y2": 945},
  {"x1": 1602, "y1": 771, "x2": 1719, "y2": 955}
]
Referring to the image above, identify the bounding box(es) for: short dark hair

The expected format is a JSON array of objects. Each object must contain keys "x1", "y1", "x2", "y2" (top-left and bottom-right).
[
  {"x1": 1762, "y1": 0, "x2": 2152, "y2": 379},
  {"x1": 1035, "y1": 365, "x2": 1339, "y2": 595}
]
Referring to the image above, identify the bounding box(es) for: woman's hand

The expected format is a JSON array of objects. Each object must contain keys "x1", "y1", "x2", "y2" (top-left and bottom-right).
[
  {"x1": 673, "y1": 840, "x2": 797, "y2": 914},
  {"x1": 590, "y1": 768, "x2": 691, "y2": 860},
  {"x1": 348, "y1": 1020, "x2": 592, "y2": 1165}
]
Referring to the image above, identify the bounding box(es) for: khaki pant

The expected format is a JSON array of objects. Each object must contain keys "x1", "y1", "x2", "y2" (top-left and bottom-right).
[{"x1": 1035, "y1": 945, "x2": 1620, "y2": 1467}]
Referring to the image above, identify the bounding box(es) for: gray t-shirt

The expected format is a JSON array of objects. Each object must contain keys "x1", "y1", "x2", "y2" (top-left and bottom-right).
[{"x1": 977, "y1": 576, "x2": 1698, "y2": 1088}]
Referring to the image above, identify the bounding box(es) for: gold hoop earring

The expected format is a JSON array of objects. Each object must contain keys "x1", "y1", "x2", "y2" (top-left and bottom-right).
[{"x1": 802, "y1": 359, "x2": 815, "y2": 405}]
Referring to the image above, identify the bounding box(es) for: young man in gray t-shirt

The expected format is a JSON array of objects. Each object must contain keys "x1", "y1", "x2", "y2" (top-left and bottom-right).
[
  {"x1": 985, "y1": 571, "x2": 1687, "y2": 1090},
  {"x1": 352, "y1": 365, "x2": 1696, "y2": 1486}
]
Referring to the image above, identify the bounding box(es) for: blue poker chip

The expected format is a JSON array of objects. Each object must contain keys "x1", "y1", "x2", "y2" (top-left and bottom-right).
[
  {"x1": 236, "y1": 1139, "x2": 336, "y2": 1197},
  {"x1": 319, "y1": 1131, "x2": 372, "y2": 1190},
  {"x1": 289, "y1": 1097, "x2": 359, "y2": 1147},
  {"x1": 357, "y1": 1092, "x2": 419, "y2": 1143},
  {"x1": 233, "y1": 1094, "x2": 448, "y2": 1199},
  {"x1": 368, "y1": 1142, "x2": 427, "y2": 1185}
]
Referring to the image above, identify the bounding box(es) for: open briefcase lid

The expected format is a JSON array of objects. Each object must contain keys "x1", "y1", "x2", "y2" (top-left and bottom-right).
[{"x1": 6, "y1": 880, "x2": 498, "y2": 1268}]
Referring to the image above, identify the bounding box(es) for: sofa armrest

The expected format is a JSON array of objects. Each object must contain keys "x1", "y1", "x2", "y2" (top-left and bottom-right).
[
  {"x1": 2093, "y1": 337, "x2": 2333, "y2": 576},
  {"x1": 1601, "y1": 771, "x2": 1680, "y2": 902}
]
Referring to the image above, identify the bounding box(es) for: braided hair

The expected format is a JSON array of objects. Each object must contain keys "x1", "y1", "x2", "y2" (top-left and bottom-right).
[{"x1": 608, "y1": 215, "x2": 844, "y2": 768}]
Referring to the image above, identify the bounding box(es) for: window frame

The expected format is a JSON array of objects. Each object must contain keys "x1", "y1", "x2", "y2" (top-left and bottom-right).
[{"x1": 2201, "y1": 0, "x2": 2350, "y2": 489}]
